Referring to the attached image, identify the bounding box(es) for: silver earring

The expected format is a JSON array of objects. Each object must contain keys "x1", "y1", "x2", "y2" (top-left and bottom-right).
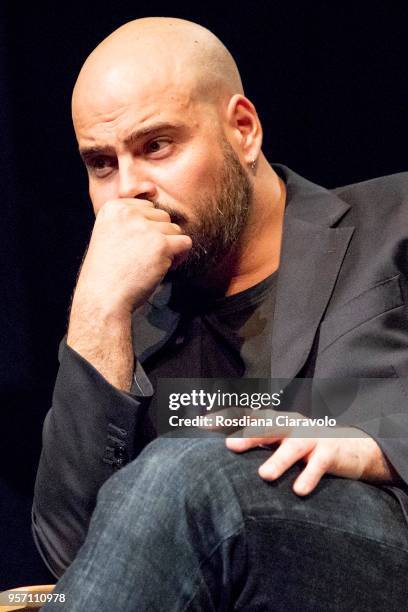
[{"x1": 250, "y1": 158, "x2": 257, "y2": 171}]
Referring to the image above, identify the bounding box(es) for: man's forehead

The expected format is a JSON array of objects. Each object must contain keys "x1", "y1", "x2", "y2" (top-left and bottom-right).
[
  {"x1": 73, "y1": 63, "x2": 199, "y2": 135},
  {"x1": 74, "y1": 50, "x2": 196, "y2": 108}
]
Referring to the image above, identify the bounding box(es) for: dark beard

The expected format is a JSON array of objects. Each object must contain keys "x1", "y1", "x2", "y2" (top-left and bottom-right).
[{"x1": 154, "y1": 139, "x2": 253, "y2": 283}]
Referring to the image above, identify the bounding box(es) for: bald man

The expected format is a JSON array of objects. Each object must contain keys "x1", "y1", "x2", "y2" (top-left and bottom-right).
[{"x1": 34, "y1": 17, "x2": 408, "y2": 611}]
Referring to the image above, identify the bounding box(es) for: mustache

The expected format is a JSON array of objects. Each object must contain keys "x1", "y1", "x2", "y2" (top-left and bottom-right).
[{"x1": 152, "y1": 200, "x2": 188, "y2": 226}]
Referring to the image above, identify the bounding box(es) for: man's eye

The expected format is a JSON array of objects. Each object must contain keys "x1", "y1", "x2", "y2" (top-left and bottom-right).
[
  {"x1": 90, "y1": 157, "x2": 109, "y2": 169},
  {"x1": 87, "y1": 157, "x2": 115, "y2": 176},
  {"x1": 93, "y1": 158, "x2": 107, "y2": 168},
  {"x1": 144, "y1": 139, "x2": 171, "y2": 155}
]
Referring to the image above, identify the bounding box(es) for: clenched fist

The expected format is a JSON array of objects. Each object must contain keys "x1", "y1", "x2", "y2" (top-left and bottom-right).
[
  {"x1": 74, "y1": 198, "x2": 192, "y2": 317},
  {"x1": 67, "y1": 198, "x2": 192, "y2": 390}
]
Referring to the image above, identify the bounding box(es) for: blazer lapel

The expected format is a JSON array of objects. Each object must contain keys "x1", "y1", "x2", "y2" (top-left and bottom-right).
[{"x1": 270, "y1": 166, "x2": 354, "y2": 378}]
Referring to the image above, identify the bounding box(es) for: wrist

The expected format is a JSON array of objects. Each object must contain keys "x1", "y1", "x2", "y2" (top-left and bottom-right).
[
  {"x1": 68, "y1": 298, "x2": 132, "y2": 348},
  {"x1": 70, "y1": 287, "x2": 132, "y2": 326}
]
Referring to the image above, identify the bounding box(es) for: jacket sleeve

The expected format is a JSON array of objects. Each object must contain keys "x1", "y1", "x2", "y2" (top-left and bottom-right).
[
  {"x1": 313, "y1": 284, "x2": 408, "y2": 514},
  {"x1": 32, "y1": 337, "x2": 154, "y2": 578}
]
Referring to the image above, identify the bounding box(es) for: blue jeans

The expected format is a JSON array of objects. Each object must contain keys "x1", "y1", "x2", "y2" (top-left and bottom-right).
[{"x1": 44, "y1": 436, "x2": 408, "y2": 611}]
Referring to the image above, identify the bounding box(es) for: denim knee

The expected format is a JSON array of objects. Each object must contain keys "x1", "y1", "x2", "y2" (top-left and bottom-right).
[
  {"x1": 100, "y1": 435, "x2": 228, "y2": 498},
  {"x1": 96, "y1": 435, "x2": 244, "y2": 547}
]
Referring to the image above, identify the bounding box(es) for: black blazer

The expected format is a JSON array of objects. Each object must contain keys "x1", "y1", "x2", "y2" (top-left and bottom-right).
[{"x1": 32, "y1": 165, "x2": 408, "y2": 578}]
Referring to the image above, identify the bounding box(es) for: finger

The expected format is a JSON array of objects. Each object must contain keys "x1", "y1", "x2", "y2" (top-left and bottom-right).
[
  {"x1": 154, "y1": 222, "x2": 183, "y2": 235},
  {"x1": 120, "y1": 198, "x2": 156, "y2": 209},
  {"x1": 258, "y1": 437, "x2": 316, "y2": 481},
  {"x1": 166, "y1": 234, "x2": 193, "y2": 256},
  {"x1": 292, "y1": 446, "x2": 332, "y2": 496},
  {"x1": 144, "y1": 208, "x2": 172, "y2": 222},
  {"x1": 226, "y1": 435, "x2": 281, "y2": 452}
]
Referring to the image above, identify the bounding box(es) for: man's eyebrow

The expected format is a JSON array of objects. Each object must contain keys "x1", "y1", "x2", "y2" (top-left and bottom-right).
[
  {"x1": 124, "y1": 121, "x2": 187, "y2": 146},
  {"x1": 79, "y1": 121, "x2": 188, "y2": 160}
]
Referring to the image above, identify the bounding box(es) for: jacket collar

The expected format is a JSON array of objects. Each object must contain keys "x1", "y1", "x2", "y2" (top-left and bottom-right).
[{"x1": 133, "y1": 164, "x2": 355, "y2": 376}]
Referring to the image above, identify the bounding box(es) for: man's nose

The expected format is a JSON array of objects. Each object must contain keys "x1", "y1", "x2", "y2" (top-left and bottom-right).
[{"x1": 118, "y1": 161, "x2": 157, "y2": 200}]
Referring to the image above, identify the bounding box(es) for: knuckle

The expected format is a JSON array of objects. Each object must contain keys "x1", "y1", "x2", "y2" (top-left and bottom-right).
[
  {"x1": 298, "y1": 439, "x2": 312, "y2": 454},
  {"x1": 286, "y1": 438, "x2": 305, "y2": 453},
  {"x1": 99, "y1": 199, "x2": 127, "y2": 220},
  {"x1": 99, "y1": 199, "x2": 117, "y2": 215}
]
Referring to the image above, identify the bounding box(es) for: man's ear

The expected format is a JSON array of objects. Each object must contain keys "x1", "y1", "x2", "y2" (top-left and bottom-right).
[{"x1": 225, "y1": 94, "x2": 263, "y2": 165}]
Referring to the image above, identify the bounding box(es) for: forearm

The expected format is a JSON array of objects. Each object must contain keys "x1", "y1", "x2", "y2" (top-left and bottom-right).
[
  {"x1": 67, "y1": 293, "x2": 134, "y2": 391},
  {"x1": 33, "y1": 340, "x2": 154, "y2": 576}
]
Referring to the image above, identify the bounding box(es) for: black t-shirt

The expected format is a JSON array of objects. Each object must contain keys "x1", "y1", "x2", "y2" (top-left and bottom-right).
[{"x1": 144, "y1": 271, "x2": 278, "y2": 386}]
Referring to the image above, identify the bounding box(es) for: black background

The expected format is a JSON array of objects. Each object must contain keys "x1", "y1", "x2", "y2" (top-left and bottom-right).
[{"x1": 1, "y1": 0, "x2": 407, "y2": 590}]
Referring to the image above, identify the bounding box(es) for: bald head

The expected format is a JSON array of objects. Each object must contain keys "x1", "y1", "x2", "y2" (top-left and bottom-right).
[
  {"x1": 72, "y1": 17, "x2": 244, "y2": 129},
  {"x1": 70, "y1": 17, "x2": 275, "y2": 292}
]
